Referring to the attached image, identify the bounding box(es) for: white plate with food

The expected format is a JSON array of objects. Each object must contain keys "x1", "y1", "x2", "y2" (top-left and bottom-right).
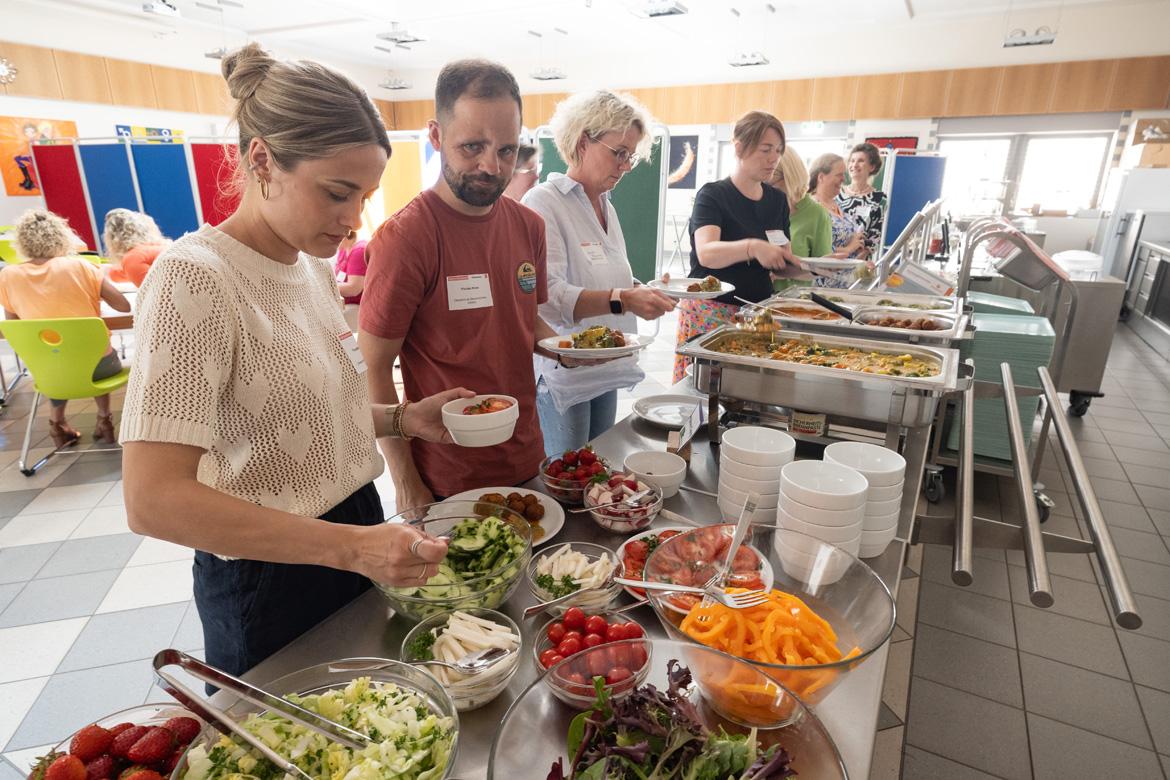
[
  {"x1": 647, "y1": 274, "x2": 734, "y2": 300},
  {"x1": 632, "y1": 394, "x2": 703, "y2": 429},
  {"x1": 442, "y1": 487, "x2": 564, "y2": 545},
  {"x1": 799, "y1": 257, "x2": 868, "y2": 273},
  {"x1": 539, "y1": 326, "x2": 653, "y2": 358}
]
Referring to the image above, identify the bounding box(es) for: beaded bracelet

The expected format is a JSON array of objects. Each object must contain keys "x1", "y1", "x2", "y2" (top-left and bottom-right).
[{"x1": 393, "y1": 400, "x2": 413, "y2": 440}]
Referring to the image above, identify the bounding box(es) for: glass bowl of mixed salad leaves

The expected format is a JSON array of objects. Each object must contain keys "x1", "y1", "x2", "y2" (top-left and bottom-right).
[
  {"x1": 175, "y1": 658, "x2": 458, "y2": 780},
  {"x1": 488, "y1": 639, "x2": 846, "y2": 779},
  {"x1": 374, "y1": 500, "x2": 533, "y2": 622}
]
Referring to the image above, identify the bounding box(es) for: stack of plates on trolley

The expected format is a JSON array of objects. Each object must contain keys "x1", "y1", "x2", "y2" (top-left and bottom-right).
[
  {"x1": 717, "y1": 426, "x2": 795, "y2": 521},
  {"x1": 967, "y1": 291, "x2": 1035, "y2": 316},
  {"x1": 948, "y1": 313, "x2": 1055, "y2": 461},
  {"x1": 775, "y1": 460, "x2": 867, "y2": 582},
  {"x1": 823, "y1": 442, "x2": 906, "y2": 558}
]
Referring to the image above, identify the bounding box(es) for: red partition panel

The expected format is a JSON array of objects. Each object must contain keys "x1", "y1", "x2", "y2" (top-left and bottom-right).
[
  {"x1": 31, "y1": 144, "x2": 97, "y2": 249},
  {"x1": 190, "y1": 143, "x2": 240, "y2": 226}
]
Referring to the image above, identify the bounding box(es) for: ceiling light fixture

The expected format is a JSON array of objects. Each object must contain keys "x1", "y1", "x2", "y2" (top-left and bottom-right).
[
  {"x1": 142, "y1": 0, "x2": 180, "y2": 17},
  {"x1": 379, "y1": 76, "x2": 411, "y2": 90},
  {"x1": 729, "y1": 51, "x2": 769, "y2": 67},
  {"x1": 205, "y1": 47, "x2": 227, "y2": 59},
  {"x1": 377, "y1": 23, "x2": 424, "y2": 45},
  {"x1": 531, "y1": 66, "x2": 567, "y2": 81},
  {"x1": 0, "y1": 57, "x2": 17, "y2": 85},
  {"x1": 632, "y1": 0, "x2": 687, "y2": 17},
  {"x1": 1002, "y1": 26, "x2": 1055, "y2": 47}
]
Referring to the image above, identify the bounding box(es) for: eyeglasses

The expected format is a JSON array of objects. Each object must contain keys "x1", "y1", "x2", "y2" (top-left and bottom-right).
[{"x1": 594, "y1": 138, "x2": 641, "y2": 168}]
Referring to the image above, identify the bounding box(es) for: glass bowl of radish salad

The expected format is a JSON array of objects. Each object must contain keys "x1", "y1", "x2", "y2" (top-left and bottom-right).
[
  {"x1": 400, "y1": 608, "x2": 521, "y2": 712},
  {"x1": 583, "y1": 473, "x2": 662, "y2": 533},
  {"x1": 525, "y1": 542, "x2": 622, "y2": 615}
]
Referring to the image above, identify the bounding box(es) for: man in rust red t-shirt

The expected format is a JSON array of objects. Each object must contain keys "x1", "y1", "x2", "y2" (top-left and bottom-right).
[{"x1": 361, "y1": 59, "x2": 569, "y2": 510}]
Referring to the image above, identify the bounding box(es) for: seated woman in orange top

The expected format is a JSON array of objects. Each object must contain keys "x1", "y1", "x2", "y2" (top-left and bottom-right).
[
  {"x1": 102, "y1": 208, "x2": 170, "y2": 287},
  {"x1": 0, "y1": 210, "x2": 131, "y2": 446}
]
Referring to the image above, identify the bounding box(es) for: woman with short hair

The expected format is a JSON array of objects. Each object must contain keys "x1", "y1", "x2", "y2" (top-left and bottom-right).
[
  {"x1": 102, "y1": 208, "x2": 169, "y2": 287},
  {"x1": 838, "y1": 142, "x2": 887, "y2": 259}
]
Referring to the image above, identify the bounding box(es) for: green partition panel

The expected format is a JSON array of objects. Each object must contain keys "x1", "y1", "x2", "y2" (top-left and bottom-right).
[{"x1": 538, "y1": 136, "x2": 664, "y2": 283}]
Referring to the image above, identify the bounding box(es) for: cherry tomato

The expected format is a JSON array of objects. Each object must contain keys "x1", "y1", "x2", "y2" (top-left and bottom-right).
[
  {"x1": 608, "y1": 643, "x2": 631, "y2": 669},
  {"x1": 604, "y1": 622, "x2": 626, "y2": 643},
  {"x1": 557, "y1": 636, "x2": 582, "y2": 657},
  {"x1": 562, "y1": 630, "x2": 583, "y2": 645},
  {"x1": 563, "y1": 607, "x2": 586, "y2": 632},
  {"x1": 629, "y1": 643, "x2": 649, "y2": 670},
  {"x1": 583, "y1": 632, "x2": 604, "y2": 649},
  {"x1": 605, "y1": 666, "x2": 632, "y2": 685},
  {"x1": 584, "y1": 615, "x2": 608, "y2": 635},
  {"x1": 546, "y1": 622, "x2": 566, "y2": 645},
  {"x1": 539, "y1": 649, "x2": 561, "y2": 668},
  {"x1": 588, "y1": 648, "x2": 610, "y2": 677},
  {"x1": 621, "y1": 622, "x2": 645, "y2": 639},
  {"x1": 562, "y1": 671, "x2": 590, "y2": 696}
]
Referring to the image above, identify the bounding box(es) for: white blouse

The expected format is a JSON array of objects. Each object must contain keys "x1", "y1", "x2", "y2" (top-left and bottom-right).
[{"x1": 522, "y1": 173, "x2": 645, "y2": 412}]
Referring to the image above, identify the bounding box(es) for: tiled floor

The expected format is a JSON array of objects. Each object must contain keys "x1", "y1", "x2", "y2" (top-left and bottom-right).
[{"x1": 0, "y1": 317, "x2": 1168, "y2": 779}]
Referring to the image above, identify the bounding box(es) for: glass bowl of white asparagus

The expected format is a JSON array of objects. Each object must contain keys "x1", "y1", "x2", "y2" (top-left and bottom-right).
[
  {"x1": 399, "y1": 608, "x2": 521, "y2": 712},
  {"x1": 525, "y1": 542, "x2": 622, "y2": 615}
]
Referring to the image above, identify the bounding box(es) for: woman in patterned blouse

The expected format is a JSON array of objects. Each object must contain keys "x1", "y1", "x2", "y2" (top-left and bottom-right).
[{"x1": 837, "y1": 142, "x2": 887, "y2": 260}]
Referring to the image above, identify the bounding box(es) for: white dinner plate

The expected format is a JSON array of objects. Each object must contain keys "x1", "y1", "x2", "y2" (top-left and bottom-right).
[
  {"x1": 632, "y1": 394, "x2": 703, "y2": 429},
  {"x1": 799, "y1": 257, "x2": 868, "y2": 273},
  {"x1": 441, "y1": 487, "x2": 564, "y2": 546},
  {"x1": 614, "y1": 525, "x2": 694, "y2": 600},
  {"x1": 647, "y1": 277, "x2": 735, "y2": 300},
  {"x1": 538, "y1": 332, "x2": 653, "y2": 358}
]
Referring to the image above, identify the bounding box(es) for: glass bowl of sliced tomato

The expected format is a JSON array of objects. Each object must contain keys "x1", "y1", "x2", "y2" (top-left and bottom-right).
[{"x1": 615, "y1": 527, "x2": 689, "y2": 599}]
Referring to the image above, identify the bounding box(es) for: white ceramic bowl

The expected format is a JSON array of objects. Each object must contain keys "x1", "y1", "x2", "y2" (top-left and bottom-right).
[
  {"x1": 720, "y1": 453, "x2": 784, "y2": 482},
  {"x1": 864, "y1": 509, "x2": 900, "y2": 533},
  {"x1": 718, "y1": 468, "x2": 781, "y2": 497},
  {"x1": 776, "y1": 505, "x2": 862, "y2": 543},
  {"x1": 624, "y1": 451, "x2": 687, "y2": 498},
  {"x1": 718, "y1": 481, "x2": 779, "y2": 511},
  {"x1": 778, "y1": 490, "x2": 865, "y2": 528},
  {"x1": 866, "y1": 482, "x2": 904, "y2": 503},
  {"x1": 859, "y1": 526, "x2": 898, "y2": 558},
  {"x1": 780, "y1": 460, "x2": 868, "y2": 510},
  {"x1": 774, "y1": 538, "x2": 850, "y2": 584},
  {"x1": 442, "y1": 394, "x2": 519, "y2": 447},
  {"x1": 781, "y1": 527, "x2": 861, "y2": 557},
  {"x1": 823, "y1": 442, "x2": 906, "y2": 488},
  {"x1": 721, "y1": 426, "x2": 796, "y2": 467},
  {"x1": 866, "y1": 495, "x2": 903, "y2": 519}
]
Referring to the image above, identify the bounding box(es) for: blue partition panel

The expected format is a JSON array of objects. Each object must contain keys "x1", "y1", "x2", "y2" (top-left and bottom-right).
[
  {"x1": 78, "y1": 144, "x2": 139, "y2": 252},
  {"x1": 884, "y1": 155, "x2": 947, "y2": 249},
  {"x1": 130, "y1": 143, "x2": 200, "y2": 240}
]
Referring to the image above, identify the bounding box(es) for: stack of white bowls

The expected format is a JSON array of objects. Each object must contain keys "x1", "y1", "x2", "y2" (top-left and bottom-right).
[
  {"x1": 824, "y1": 442, "x2": 906, "y2": 558},
  {"x1": 775, "y1": 460, "x2": 868, "y2": 582},
  {"x1": 718, "y1": 426, "x2": 796, "y2": 520}
]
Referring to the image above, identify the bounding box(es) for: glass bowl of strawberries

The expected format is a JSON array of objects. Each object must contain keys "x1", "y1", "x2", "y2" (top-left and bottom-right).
[
  {"x1": 538, "y1": 446, "x2": 610, "y2": 505},
  {"x1": 33, "y1": 704, "x2": 204, "y2": 780}
]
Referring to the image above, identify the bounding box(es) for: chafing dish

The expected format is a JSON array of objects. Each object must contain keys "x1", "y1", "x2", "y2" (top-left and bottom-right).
[
  {"x1": 746, "y1": 299, "x2": 969, "y2": 344},
  {"x1": 775, "y1": 287, "x2": 961, "y2": 314}
]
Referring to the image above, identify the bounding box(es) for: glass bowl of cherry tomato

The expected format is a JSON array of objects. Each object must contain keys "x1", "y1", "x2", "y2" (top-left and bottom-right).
[
  {"x1": 532, "y1": 607, "x2": 651, "y2": 708},
  {"x1": 539, "y1": 447, "x2": 610, "y2": 504}
]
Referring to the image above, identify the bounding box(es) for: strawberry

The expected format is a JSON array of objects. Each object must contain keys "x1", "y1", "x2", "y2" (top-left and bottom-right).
[
  {"x1": 126, "y1": 728, "x2": 175, "y2": 765},
  {"x1": 44, "y1": 755, "x2": 86, "y2": 780},
  {"x1": 26, "y1": 751, "x2": 63, "y2": 780},
  {"x1": 159, "y1": 717, "x2": 200, "y2": 745},
  {"x1": 158, "y1": 748, "x2": 184, "y2": 775},
  {"x1": 118, "y1": 770, "x2": 161, "y2": 780},
  {"x1": 71, "y1": 725, "x2": 114, "y2": 763},
  {"x1": 106, "y1": 724, "x2": 134, "y2": 738},
  {"x1": 109, "y1": 727, "x2": 149, "y2": 759},
  {"x1": 84, "y1": 756, "x2": 115, "y2": 780}
]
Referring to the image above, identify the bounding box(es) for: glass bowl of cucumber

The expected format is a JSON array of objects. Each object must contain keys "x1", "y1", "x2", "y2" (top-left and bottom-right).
[{"x1": 373, "y1": 500, "x2": 533, "y2": 622}]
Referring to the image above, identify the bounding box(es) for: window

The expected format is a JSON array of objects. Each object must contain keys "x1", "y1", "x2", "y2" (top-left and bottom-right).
[
  {"x1": 1013, "y1": 135, "x2": 1111, "y2": 214},
  {"x1": 938, "y1": 137, "x2": 1012, "y2": 216}
]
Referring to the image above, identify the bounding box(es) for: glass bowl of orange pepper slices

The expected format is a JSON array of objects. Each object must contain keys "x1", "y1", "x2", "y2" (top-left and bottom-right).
[{"x1": 642, "y1": 524, "x2": 895, "y2": 716}]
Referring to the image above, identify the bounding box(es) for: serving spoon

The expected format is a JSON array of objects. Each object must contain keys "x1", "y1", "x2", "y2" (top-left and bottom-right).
[{"x1": 408, "y1": 646, "x2": 511, "y2": 676}]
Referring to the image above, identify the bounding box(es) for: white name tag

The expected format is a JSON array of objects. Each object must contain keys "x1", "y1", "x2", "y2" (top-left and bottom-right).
[
  {"x1": 338, "y1": 331, "x2": 367, "y2": 374},
  {"x1": 446, "y1": 273, "x2": 494, "y2": 311},
  {"x1": 581, "y1": 242, "x2": 608, "y2": 266},
  {"x1": 765, "y1": 230, "x2": 790, "y2": 247}
]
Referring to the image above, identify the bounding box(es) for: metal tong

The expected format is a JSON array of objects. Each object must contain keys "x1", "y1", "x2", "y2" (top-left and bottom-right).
[{"x1": 152, "y1": 649, "x2": 370, "y2": 780}]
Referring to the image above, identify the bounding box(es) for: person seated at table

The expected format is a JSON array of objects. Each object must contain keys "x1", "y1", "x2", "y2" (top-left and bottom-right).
[
  {"x1": 522, "y1": 90, "x2": 675, "y2": 455},
  {"x1": 838, "y1": 142, "x2": 887, "y2": 260},
  {"x1": 102, "y1": 208, "x2": 169, "y2": 287},
  {"x1": 504, "y1": 143, "x2": 540, "y2": 201},
  {"x1": 673, "y1": 110, "x2": 796, "y2": 383},
  {"x1": 0, "y1": 209, "x2": 130, "y2": 445}
]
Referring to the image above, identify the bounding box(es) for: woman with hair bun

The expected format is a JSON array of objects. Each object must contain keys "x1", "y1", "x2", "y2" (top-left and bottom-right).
[{"x1": 119, "y1": 43, "x2": 473, "y2": 678}]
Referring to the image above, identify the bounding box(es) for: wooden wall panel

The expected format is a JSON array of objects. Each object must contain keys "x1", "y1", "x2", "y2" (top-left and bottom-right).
[
  {"x1": 373, "y1": 99, "x2": 395, "y2": 130},
  {"x1": 898, "y1": 69, "x2": 951, "y2": 118},
  {"x1": 394, "y1": 100, "x2": 434, "y2": 131},
  {"x1": 627, "y1": 87, "x2": 664, "y2": 121},
  {"x1": 696, "y1": 83, "x2": 735, "y2": 124},
  {"x1": 105, "y1": 58, "x2": 157, "y2": 109},
  {"x1": 773, "y1": 79, "x2": 813, "y2": 122},
  {"x1": 995, "y1": 63, "x2": 1057, "y2": 115},
  {"x1": 1050, "y1": 59, "x2": 1117, "y2": 113},
  {"x1": 732, "y1": 81, "x2": 773, "y2": 118},
  {"x1": 854, "y1": 73, "x2": 901, "y2": 119},
  {"x1": 151, "y1": 65, "x2": 198, "y2": 113},
  {"x1": 810, "y1": 77, "x2": 858, "y2": 121},
  {"x1": 659, "y1": 85, "x2": 700, "y2": 124},
  {"x1": 946, "y1": 67, "x2": 1002, "y2": 117},
  {"x1": 538, "y1": 92, "x2": 568, "y2": 127},
  {"x1": 521, "y1": 92, "x2": 542, "y2": 129},
  {"x1": 1107, "y1": 56, "x2": 1170, "y2": 110},
  {"x1": 193, "y1": 72, "x2": 232, "y2": 116},
  {"x1": 53, "y1": 50, "x2": 111, "y2": 105},
  {"x1": 1, "y1": 42, "x2": 62, "y2": 99}
]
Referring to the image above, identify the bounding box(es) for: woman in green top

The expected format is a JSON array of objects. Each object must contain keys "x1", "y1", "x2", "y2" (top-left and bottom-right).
[{"x1": 770, "y1": 146, "x2": 831, "y2": 258}]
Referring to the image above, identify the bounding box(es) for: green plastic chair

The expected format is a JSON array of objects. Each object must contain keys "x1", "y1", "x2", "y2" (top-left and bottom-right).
[
  {"x1": 0, "y1": 237, "x2": 18, "y2": 265},
  {"x1": 0, "y1": 318, "x2": 130, "y2": 476}
]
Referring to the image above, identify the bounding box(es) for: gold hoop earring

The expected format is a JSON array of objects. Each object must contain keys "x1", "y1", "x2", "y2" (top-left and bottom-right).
[{"x1": 258, "y1": 177, "x2": 270, "y2": 201}]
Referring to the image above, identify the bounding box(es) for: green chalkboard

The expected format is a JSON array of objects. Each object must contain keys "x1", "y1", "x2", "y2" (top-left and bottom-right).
[{"x1": 538, "y1": 136, "x2": 664, "y2": 283}]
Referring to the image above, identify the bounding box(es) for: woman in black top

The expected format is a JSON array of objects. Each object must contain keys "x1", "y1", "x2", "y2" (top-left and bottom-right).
[{"x1": 673, "y1": 111, "x2": 797, "y2": 382}]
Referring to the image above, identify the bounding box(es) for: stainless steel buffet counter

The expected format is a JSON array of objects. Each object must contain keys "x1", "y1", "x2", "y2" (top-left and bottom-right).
[{"x1": 218, "y1": 412, "x2": 906, "y2": 780}]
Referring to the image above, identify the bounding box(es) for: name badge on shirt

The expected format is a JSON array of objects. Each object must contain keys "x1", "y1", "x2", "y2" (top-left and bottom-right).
[
  {"x1": 446, "y1": 273, "x2": 494, "y2": 311},
  {"x1": 581, "y1": 242, "x2": 608, "y2": 266},
  {"x1": 338, "y1": 331, "x2": 367, "y2": 374},
  {"x1": 765, "y1": 230, "x2": 790, "y2": 247}
]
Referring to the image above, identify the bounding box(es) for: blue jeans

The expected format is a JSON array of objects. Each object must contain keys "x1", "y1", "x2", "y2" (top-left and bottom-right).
[{"x1": 536, "y1": 384, "x2": 618, "y2": 458}]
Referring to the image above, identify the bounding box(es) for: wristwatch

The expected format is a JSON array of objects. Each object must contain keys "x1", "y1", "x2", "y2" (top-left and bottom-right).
[{"x1": 609, "y1": 288, "x2": 624, "y2": 315}]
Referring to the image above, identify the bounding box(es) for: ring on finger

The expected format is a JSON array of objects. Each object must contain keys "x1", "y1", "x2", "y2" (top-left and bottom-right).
[{"x1": 409, "y1": 537, "x2": 424, "y2": 558}]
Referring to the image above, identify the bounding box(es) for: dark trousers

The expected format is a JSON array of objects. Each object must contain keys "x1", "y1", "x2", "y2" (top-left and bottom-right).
[{"x1": 193, "y1": 482, "x2": 381, "y2": 685}]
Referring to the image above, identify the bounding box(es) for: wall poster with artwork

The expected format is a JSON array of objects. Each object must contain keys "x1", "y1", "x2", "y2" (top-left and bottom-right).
[
  {"x1": 0, "y1": 116, "x2": 79, "y2": 196},
  {"x1": 668, "y1": 135, "x2": 698, "y2": 189}
]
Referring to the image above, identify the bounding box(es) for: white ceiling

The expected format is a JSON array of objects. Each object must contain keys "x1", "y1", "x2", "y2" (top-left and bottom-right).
[{"x1": 5, "y1": 0, "x2": 1170, "y2": 102}]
